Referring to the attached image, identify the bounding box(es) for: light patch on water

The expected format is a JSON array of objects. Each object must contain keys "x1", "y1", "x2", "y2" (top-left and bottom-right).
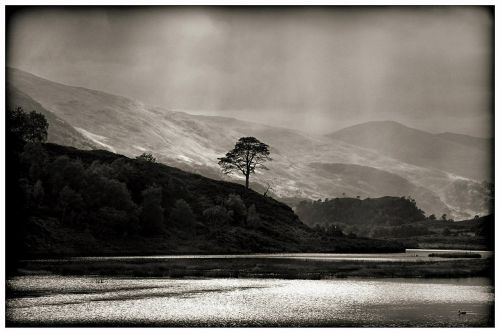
[{"x1": 6, "y1": 276, "x2": 493, "y2": 327}]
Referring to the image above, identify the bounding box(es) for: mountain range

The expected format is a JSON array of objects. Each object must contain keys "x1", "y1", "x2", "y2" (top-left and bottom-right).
[{"x1": 6, "y1": 67, "x2": 493, "y2": 219}]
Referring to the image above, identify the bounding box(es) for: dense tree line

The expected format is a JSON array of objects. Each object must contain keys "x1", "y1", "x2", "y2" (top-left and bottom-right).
[
  {"x1": 17, "y1": 143, "x2": 264, "y2": 238},
  {"x1": 296, "y1": 196, "x2": 427, "y2": 237}
]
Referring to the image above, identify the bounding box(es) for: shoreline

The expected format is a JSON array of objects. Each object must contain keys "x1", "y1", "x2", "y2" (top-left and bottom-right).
[{"x1": 13, "y1": 257, "x2": 493, "y2": 280}]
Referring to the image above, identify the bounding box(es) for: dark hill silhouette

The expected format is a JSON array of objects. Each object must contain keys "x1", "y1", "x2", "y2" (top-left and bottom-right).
[
  {"x1": 13, "y1": 142, "x2": 404, "y2": 257},
  {"x1": 296, "y1": 196, "x2": 426, "y2": 232}
]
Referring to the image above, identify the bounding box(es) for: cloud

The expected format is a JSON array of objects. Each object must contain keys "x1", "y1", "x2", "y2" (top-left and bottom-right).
[{"x1": 7, "y1": 6, "x2": 493, "y2": 136}]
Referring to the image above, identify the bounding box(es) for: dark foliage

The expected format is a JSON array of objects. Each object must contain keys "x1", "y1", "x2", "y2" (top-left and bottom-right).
[
  {"x1": 8, "y1": 142, "x2": 406, "y2": 258},
  {"x1": 6, "y1": 107, "x2": 48, "y2": 274},
  {"x1": 296, "y1": 196, "x2": 426, "y2": 237},
  {"x1": 136, "y1": 152, "x2": 157, "y2": 163},
  {"x1": 7, "y1": 106, "x2": 48, "y2": 144},
  {"x1": 295, "y1": 197, "x2": 493, "y2": 250},
  {"x1": 140, "y1": 185, "x2": 164, "y2": 235}
]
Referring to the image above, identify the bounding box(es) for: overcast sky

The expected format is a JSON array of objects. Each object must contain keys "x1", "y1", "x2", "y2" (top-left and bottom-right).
[{"x1": 7, "y1": 6, "x2": 493, "y2": 137}]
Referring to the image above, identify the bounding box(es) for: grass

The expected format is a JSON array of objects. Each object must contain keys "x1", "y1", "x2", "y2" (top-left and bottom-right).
[{"x1": 15, "y1": 257, "x2": 493, "y2": 279}]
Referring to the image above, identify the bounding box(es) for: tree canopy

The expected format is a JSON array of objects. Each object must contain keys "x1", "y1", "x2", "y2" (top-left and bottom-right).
[
  {"x1": 7, "y1": 107, "x2": 48, "y2": 144},
  {"x1": 218, "y1": 137, "x2": 271, "y2": 189}
]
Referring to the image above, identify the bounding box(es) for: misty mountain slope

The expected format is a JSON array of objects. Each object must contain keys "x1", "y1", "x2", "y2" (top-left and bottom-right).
[
  {"x1": 437, "y1": 132, "x2": 493, "y2": 153},
  {"x1": 6, "y1": 85, "x2": 96, "y2": 150},
  {"x1": 309, "y1": 163, "x2": 450, "y2": 215},
  {"x1": 329, "y1": 121, "x2": 492, "y2": 182},
  {"x1": 7, "y1": 68, "x2": 492, "y2": 219}
]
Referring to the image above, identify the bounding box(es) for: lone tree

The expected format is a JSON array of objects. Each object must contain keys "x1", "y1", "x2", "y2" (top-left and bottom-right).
[{"x1": 218, "y1": 137, "x2": 271, "y2": 189}]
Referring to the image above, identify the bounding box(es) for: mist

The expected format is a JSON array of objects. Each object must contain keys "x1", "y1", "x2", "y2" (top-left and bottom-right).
[{"x1": 7, "y1": 6, "x2": 493, "y2": 137}]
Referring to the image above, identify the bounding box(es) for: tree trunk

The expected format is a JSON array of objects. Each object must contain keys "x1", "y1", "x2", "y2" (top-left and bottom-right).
[{"x1": 245, "y1": 174, "x2": 249, "y2": 189}]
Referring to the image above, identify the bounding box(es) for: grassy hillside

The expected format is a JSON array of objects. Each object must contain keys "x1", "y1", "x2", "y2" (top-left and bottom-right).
[{"x1": 9, "y1": 142, "x2": 405, "y2": 263}]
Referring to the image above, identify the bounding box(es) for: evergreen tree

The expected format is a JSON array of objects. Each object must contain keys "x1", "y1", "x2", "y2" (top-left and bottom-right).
[{"x1": 218, "y1": 137, "x2": 271, "y2": 189}]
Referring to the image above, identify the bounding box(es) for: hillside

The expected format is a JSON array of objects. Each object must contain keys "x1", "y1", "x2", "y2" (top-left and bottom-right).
[
  {"x1": 309, "y1": 163, "x2": 449, "y2": 215},
  {"x1": 296, "y1": 196, "x2": 426, "y2": 236},
  {"x1": 7, "y1": 67, "x2": 493, "y2": 219},
  {"x1": 295, "y1": 197, "x2": 493, "y2": 250},
  {"x1": 9, "y1": 141, "x2": 404, "y2": 259},
  {"x1": 401, "y1": 214, "x2": 494, "y2": 250},
  {"x1": 437, "y1": 132, "x2": 493, "y2": 152},
  {"x1": 6, "y1": 85, "x2": 95, "y2": 150},
  {"x1": 329, "y1": 121, "x2": 492, "y2": 182}
]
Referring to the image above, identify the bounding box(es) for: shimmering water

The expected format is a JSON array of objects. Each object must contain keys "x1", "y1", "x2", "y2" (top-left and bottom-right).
[{"x1": 7, "y1": 275, "x2": 493, "y2": 327}]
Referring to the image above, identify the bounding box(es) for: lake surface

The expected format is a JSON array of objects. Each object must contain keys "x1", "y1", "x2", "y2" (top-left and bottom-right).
[
  {"x1": 7, "y1": 275, "x2": 493, "y2": 327},
  {"x1": 31, "y1": 249, "x2": 493, "y2": 263}
]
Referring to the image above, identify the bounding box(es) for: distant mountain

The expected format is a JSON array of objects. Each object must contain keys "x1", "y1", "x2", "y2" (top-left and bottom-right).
[
  {"x1": 437, "y1": 132, "x2": 493, "y2": 152},
  {"x1": 329, "y1": 121, "x2": 492, "y2": 182},
  {"x1": 7, "y1": 68, "x2": 492, "y2": 219}
]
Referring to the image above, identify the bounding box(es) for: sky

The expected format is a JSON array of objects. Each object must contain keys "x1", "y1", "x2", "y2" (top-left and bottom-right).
[{"x1": 7, "y1": 6, "x2": 494, "y2": 137}]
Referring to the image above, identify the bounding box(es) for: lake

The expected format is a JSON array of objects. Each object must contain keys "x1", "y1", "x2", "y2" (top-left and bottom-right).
[
  {"x1": 31, "y1": 249, "x2": 494, "y2": 263},
  {"x1": 7, "y1": 275, "x2": 493, "y2": 327}
]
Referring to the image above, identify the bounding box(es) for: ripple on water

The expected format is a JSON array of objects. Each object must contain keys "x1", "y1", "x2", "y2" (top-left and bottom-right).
[{"x1": 6, "y1": 275, "x2": 494, "y2": 327}]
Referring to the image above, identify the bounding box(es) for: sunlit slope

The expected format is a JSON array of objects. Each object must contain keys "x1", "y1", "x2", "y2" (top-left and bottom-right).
[{"x1": 8, "y1": 67, "x2": 492, "y2": 219}]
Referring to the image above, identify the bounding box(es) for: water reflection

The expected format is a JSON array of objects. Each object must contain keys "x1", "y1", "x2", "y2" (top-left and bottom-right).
[{"x1": 7, "y1": 275, "x2": 493, "y2": 327}]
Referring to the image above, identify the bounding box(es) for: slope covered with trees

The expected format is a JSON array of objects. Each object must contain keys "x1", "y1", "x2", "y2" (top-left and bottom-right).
[
  {"x1": 296, "y1": 197, "x2": 427, "y2": 237},
  {"x1": 7, "y1": 109, "x2": 404, "y2": 272},
  {"x1": 295, "y1": 197, "x2": 493, "y2": 250}
]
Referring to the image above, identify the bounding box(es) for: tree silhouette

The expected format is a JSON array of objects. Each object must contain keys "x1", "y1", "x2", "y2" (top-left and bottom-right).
[
  {"x1": 8, "y1": 107, "x2": 48, "y2": 143},
  {"x1": 218, "y1": 137, "x2": 271, "y2": 189},
  {"x1": 136, "y1": 152, "x2": 156, "y2": 163}
]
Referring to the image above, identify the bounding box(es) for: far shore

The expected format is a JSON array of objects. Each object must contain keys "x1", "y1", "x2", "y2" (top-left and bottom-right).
[{"x1": 14, "y1": 255, "x2": 493, "y2": 280}]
